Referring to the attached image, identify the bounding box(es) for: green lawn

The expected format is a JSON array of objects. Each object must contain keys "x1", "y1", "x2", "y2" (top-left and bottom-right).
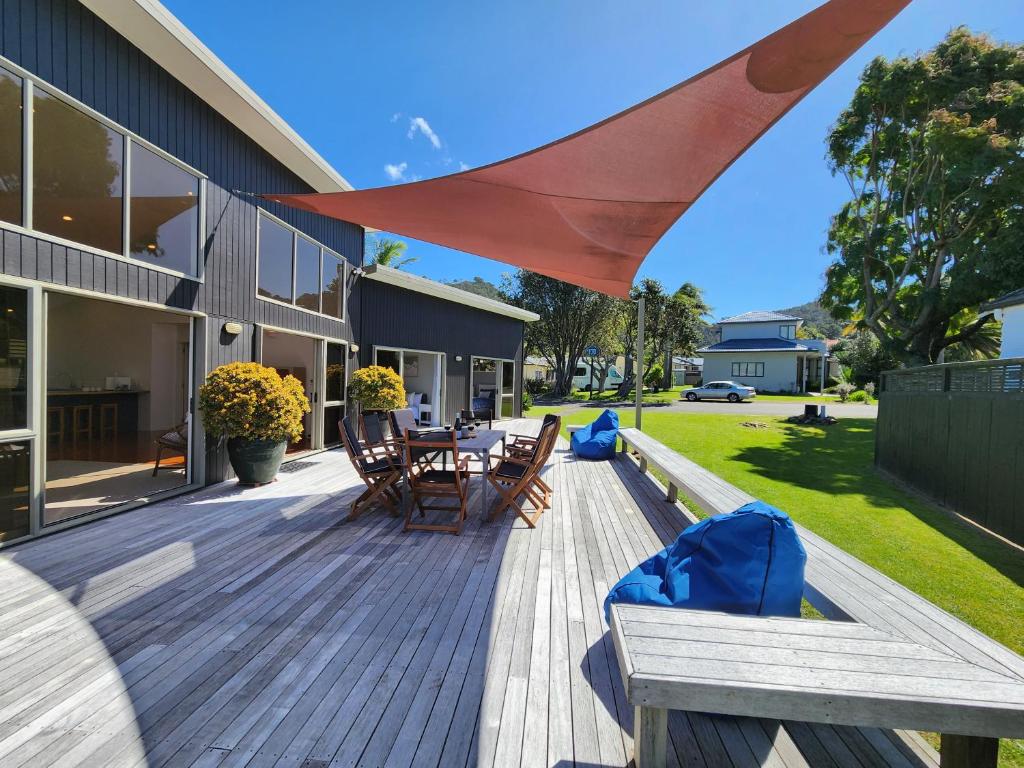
[{"x1": 529, "y1": 406, "x2": 1023, "y2": 765}]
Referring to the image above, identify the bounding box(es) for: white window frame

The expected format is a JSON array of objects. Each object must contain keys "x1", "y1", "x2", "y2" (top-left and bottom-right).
[
  {"x1": 780, "y1": 324, "x2": 797, "y2": 339},
  {"x1": 731, "y1": 362, "x2": 765, "y2": 377},
  {"x1": 255, "y1": 208, "x2": 347, "y2": 323},
  {"x1": 0, "y1": 54, "x2": 207, "y2": 282}
]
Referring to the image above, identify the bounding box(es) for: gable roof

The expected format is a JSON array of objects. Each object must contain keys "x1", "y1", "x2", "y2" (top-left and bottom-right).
[
  {"x1": 80, "y1": 0, "x2": 353, "y2": 194},
  {"x1": 718, "y1": 310, "x2": 802, "y2": 324},
  {"x1": 362, "y1": 265, "x2": 539, "y2": 322},
  {"x1": 982, "y1": 288, "x2": 1024, "y2": 312},
  {"x1": 699, "y1": 338, "x2": 809, "y2": 353}
]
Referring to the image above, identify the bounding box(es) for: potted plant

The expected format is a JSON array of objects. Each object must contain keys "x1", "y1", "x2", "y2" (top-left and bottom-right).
[
  {"x1": 199, "y1": 362, "x2": 310, "y2": 485},
  {"x1": 347, "y1": 365, "x2": 407, "y2": 428}
]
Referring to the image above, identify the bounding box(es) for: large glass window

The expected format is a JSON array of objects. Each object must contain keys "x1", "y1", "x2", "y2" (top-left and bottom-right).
[
  {"x1": 129, "y1": 143, "x2": 199, "y2": 275},
  {"x1": 0, "y1": 67, "x2": 22, "y2": 226},
  {"x1": 0, "y1": 439, "x2": 30, "y2": 542},
  {"x1": 321, "y1": 252, "x2": 344, "y2": 318},
  {"x1": 33, "y1": 89, "x2": 124, "y2": 254},
  {"x1": 731, "y1": 362, "x2": 764, "y2": 377},
  {"x1": 0, "y1": 287, "x2": 28, "y2": 430},
  {"x1": 257, "y1": 215, "x2": 294, "y2": 303},
  {"x1": 295, "y1": 237, "x2": 320, "y2": 312}
]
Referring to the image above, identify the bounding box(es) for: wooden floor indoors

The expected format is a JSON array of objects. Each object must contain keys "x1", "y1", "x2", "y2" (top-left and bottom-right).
[{"x1": 0, "y1": 419, "x2": 937, "y2": 767}]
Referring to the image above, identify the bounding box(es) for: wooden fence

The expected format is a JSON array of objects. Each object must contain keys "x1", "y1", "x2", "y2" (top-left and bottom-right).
[{"x1": 876, "y1": 358, "x2": 1024, "y2": 546}]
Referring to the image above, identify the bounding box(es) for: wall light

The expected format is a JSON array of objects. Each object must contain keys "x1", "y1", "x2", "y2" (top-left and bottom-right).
[
  {"x1": 350, "y1": 343, "x2": 360, "y2": 354},
  {"x1": 61, "y1": 214, "x2": 73, "y2": 221},
  {"x1": 223, "y1": 321, "x2": 243, "y2": 336},
  {"x1": 455, "y1": 355, "x2": 463, "y2": 362}
]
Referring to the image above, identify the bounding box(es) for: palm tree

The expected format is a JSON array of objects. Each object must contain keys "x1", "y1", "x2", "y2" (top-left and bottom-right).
[{"x1": 367, "y1": 237, "x2": 417, "y2": 269}]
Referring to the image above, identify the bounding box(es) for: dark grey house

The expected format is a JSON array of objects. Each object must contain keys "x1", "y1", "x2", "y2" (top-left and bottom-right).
[{"x1": 0, "y1": 0, "x2": 535, "y2": 546}]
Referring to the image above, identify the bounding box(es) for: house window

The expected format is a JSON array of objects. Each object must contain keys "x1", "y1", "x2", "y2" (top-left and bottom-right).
[
  {"x1": 257, "y1": 215, "x2": 294, "y2": 303},
  {"x1": 0, "y1": 67, "x2": 22, "y2": 226},
  {"x1": 33, "y1": 88, "x2": 125, "y2": 254},
  {"x1": 257, "y1": 212, "x2": 347, "y2": 320},
  {"x1": 321, "y1": 252, "x2": 345, "y2": 319},
  {"x1": 129, "y1": 142, "x2": 200, "y2": 275},
  {"x1": 294, "y1": 236, "x2": 321, "y2": 312},
  {"x1": 780, "y1": 324, "x2": 797, "y2": 339},
  {"x1": 731, "y1": 362, "x2": 764, "y2": 377}
]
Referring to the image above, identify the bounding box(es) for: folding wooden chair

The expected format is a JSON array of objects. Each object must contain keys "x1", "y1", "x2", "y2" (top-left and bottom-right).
[
  {"x1": 403, "y1": 429, "x2": 471, "y2": 535},
  {"x1": 340, "y1": 416, "x2": 403, "y2": 521},
  {"x1": 506, "y1": 413, "x2": 558, "y2": 458},
  {"x1": 360, "y1": 410, "x2": 392, "y2": 448},
  {"x1": 487, "y1": 417, "x2": 560, "y2": 528}
]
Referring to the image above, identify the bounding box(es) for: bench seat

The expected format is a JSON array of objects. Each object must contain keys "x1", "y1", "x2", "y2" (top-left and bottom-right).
[{"x1": 615, "y1": 427, "x2": 1024, "y2": 767}]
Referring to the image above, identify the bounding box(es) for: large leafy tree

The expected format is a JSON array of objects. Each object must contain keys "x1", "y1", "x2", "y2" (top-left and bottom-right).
[
  {"x1": 822, "y1": 28, "x2": 1024, "y2": 365},
  {"x1": 503, "y1": 270, "x2": 617, "y2": 396}
]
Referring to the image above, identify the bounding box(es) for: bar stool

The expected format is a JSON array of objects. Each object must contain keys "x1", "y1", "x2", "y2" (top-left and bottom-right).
[
  {"x1": 46, "y1": 406, "x2": 65, "y2": 446},
  {"x1": 71, "y1": 404, "x2": 93, "y2": 445},
  {"x1": 99, "y1": 403, "x2": 118, "y2": 440}
]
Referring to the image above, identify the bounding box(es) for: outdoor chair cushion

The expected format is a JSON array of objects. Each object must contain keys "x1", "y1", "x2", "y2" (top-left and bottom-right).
[
  {"x1": 494, "y1": 460, "x2": 528, "y2": 480},
  {"x1": 570, "y1": 409, "x2": 619, "y2": 460},
  {"x1": 604, "y1": 500, "x2": 806, "y2": 623}
]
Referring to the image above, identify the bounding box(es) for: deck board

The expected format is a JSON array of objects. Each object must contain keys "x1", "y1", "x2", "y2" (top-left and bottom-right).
[{"x1": 0, "y1": 419, "x2": 937, "y2": 767}]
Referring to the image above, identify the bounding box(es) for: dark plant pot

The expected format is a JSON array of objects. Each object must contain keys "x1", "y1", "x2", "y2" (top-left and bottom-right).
[{"x1": 226, "y1": 437, "x2": 287, "y2": 485}]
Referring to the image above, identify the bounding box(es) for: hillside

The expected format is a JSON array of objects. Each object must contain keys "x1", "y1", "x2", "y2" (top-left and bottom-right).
[
  {"x1": 777, "y1": 300, "x2": 845, "y2": 338},
  {"x1": 445, "y1": 276, "x2": 504, "y2": 301}
]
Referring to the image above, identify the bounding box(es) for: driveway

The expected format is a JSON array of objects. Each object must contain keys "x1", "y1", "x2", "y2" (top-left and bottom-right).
[{"x1": 550, "y1": 399, "x2": 878, "y2": 419}]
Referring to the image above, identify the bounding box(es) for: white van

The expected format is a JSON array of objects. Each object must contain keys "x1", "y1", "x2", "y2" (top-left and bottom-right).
[{"x1": 573, "y1": 361, "x2": 624, "y2": 391}]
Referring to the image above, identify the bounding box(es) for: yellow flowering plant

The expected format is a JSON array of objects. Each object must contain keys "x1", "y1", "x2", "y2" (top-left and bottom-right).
[
  {"x1": 199, "y1": 362, "x2": 310, "y2": 443},
  {"x1": 347, "y1": 365, "x2": 406, "y2": 411}
]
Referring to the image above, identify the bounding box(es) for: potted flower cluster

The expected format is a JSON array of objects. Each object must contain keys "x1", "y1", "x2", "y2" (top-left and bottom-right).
[
  {"x1": 199, "y1": 362, "x2": 310, "y2": 485},
  {"x1": 347, "y1": 365, "x2": 407, "y2": 414}
]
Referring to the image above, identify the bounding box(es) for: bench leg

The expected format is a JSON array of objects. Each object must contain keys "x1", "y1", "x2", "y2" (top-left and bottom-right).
[
  {"x1": 940, "y1": 735, "x2": 999, "y2": 767},
  {"x1": 667, "y1": 482, "x2": 678, "y2": 504},
  {"x1": 634, "y1": 705, "x2": 667, "y2": 768},
  {"x1": 639, "y1": 457, "x2": 648, "y2": 474}
]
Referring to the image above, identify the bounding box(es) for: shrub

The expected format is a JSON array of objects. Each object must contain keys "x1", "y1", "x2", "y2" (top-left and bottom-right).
[
  {"x1": 199, "y1": 362, "x2": 309, "y2": 443},
  {"x1": 522, "y1": 391, "x2": 533, "y2": 411},
  {"x1": 835, "y1": 382, "x2": 855, "y2": 402},
  {"x1": 644, "y1": 363, "x2": 664, "y2": 392},
  {"x1": 524, "y1": 378, "x2": 549, "y2": 396},
  {"x1": 863, "y1": 382, "x2": 876, "y2": 399},
  {"x1": 348, "y1": 365, "x2": 407, "y2": 411},
  {"x1": 848, "y1": 389, "x2": 871, "y2": 402}
]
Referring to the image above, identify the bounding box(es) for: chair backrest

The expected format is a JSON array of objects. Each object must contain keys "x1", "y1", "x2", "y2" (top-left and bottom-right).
[
  {"x1": 405, "y1": 429, "x2": 461, "y2": 483},
  {"x1": 361, "y1": 411, "x2": 388, "y2": 445},
  {"x1": 340, "y1": 416, "x2": 364, "y2": 459},
  {"x1": 521, "y1": 417, "x2": 558, "y2": 465},
  {"x1": 389, "y1": 408, "x2": 417, "y2": 437}
]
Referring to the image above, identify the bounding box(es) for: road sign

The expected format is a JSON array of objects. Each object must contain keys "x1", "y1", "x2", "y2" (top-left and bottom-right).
[{"x1": 584, "y1": 345, "x2": 600, "y2": 357}]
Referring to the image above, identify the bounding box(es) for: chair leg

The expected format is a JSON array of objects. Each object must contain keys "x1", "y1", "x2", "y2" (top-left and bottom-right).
[{"x1": 152, "y1": 445, "x2": 163, "y2": 477}]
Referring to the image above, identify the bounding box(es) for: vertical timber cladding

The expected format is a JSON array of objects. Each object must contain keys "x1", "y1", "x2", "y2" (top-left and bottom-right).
[
  {"x1": 876, "y1": 359, "x2": 1024, "y2": 546},
  {"x1": 352, "y1": 280, "x2": 526, "y2": 421}
]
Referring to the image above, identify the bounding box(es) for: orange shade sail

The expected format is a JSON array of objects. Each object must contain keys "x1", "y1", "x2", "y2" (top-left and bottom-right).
[{"x1": 266, "y1": 0, "x2": 911, "y2": 297}]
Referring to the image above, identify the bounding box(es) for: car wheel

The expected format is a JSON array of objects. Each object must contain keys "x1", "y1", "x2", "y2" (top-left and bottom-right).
[
  {"x1": 727, "y1": 393, "x2": 740, "y2": 403},
  {"x1": 685, "y1": 392, "x2": 698, "y2": 401}
]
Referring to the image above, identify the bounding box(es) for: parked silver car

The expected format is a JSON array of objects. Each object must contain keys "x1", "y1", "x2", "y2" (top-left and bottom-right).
[{"x1": 683, "y1": 381, "x2": 756, "y2": 403}]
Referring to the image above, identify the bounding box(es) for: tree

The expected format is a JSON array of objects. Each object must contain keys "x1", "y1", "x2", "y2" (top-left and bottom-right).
[
  {"x1": 661, "y1": 283, "x2": 712, "y2": 387},
  {"x1": 831, "y1": 334, "x2": 900, "y2": 388},
  {"x1": 366, "y1": 236, "x2": 417, "y2": 269},
  {"x1": 445, "y1": 276, "x2": 503, "y2": 300},
  {"x1": 821, "y1": 28, "x2": 1024, "y2": 366},
  {"x1": 503, "y1": 270, "x2": 617, "y2": 397}
]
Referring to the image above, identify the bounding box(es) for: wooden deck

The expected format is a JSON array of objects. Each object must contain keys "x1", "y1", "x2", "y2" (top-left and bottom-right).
[{"x1": 0, "y1": 419, "x2": 937, "y2": 767}]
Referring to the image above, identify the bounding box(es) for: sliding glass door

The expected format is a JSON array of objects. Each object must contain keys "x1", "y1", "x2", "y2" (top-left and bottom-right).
[
  {"x1": 0, "y1": 285, "x2": 32, "y2": 543},
  {"x1": 470, "y1": 357, "x2": 517, "y2": 420},
  {"x1": 322, "y1": 341, "x2": 346, "y2": 447},
  {"x1": 373, "y1": 347, "x2": 443, "y2": 426}
]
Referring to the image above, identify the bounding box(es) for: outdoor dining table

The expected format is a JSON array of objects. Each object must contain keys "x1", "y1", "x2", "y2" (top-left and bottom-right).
[{"x1": 452, "y1": 428, "x2": 506, "y2": 514}]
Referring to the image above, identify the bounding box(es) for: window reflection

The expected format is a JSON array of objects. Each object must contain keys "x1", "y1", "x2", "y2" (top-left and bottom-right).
[
  {"x1": 295, "y1": 237, "x2": 320, "y2": 312},
  {"x1": 129, "y1": 143, "x2": 199, "y2": 275},
  {"x1": 0, "y1": 287, "x2": 28, "y2": 430},
  {"x1": 321, "y1": 253, "x2": 344, "y2": 318},
  {"x1": 257, "y1": 216, "x2": 293, "y2": 303},
  {"x1": 0, "y1": 439, "x2": 30, "y2": 543},
  {"x1": 0, "y1": 67, "x2": 22, "y2": 226},
  {"x1": 33, "y1": 89, "x2": 124, "y2": 254}
]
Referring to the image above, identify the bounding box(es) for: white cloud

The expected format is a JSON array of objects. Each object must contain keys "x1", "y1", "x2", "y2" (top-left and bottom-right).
[
  {"x1": 407, "y1": 116, "x2": 442, "y2": 149},
  {"x1": 384, "y1": 162, "x2": 408, "y2": 181},
  {"x1": 390, "y1": 112, "x2": 401, "y2": 123},
  {"x1": 458, "y1": 161, "x2": 470, "y2": 171}
]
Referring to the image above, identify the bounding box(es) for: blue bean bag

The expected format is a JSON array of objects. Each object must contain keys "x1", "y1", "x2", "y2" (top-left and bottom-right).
[
  {"x1": 570, "y1": 409, "x2": 619, "y2": 460},
  {"x1": 604, "y1": 500, "x2": 806, "y2": 623}
]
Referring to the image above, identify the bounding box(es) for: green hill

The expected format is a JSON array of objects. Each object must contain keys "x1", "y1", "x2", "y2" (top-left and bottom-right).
[{"x1": 777, "y1": 300, "x2": 845, "y2": 338}]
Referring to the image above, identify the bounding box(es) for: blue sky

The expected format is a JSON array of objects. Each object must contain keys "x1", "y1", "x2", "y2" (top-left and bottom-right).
[{"x1": 165, "y1": 0, "x2": 1023, "y2": 320}]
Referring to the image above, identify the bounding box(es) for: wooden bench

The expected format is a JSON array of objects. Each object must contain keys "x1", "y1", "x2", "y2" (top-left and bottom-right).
[{"x1": 616, "y1": 427, "x2": 1024, "y2": 767}]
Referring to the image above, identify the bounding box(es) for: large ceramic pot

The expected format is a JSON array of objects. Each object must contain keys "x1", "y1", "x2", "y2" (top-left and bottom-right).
[{"x1": 226, "y1": 437, "x2": 287, "y2": 485}]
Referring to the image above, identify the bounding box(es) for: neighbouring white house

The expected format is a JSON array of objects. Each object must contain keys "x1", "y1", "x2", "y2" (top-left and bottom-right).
[
  {"x1": 698, "y1": 310, "x2": 832, "y2": 393},
  {"x1": 982, "y1": 289, "x2": 1024, "y2": 359},
  {"x1": 523, "y1": 355, "x2": 555, "y2": 384}
]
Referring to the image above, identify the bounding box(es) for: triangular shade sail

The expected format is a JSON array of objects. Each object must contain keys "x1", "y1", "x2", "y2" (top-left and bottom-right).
[{"x1": 265, "y1": 0, "x2": 910, "y2": 297}]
